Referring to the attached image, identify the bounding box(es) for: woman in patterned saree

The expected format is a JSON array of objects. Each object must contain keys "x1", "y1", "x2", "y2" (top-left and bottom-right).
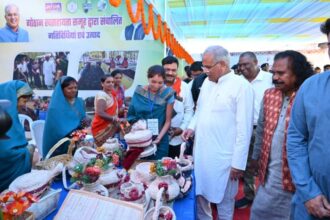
[
  {"x1": 111, "y1": 69, "x2": 126, "y2": 117},
  {"x1": 91, "y1": 74, "x2": 121, "y2": 147}
]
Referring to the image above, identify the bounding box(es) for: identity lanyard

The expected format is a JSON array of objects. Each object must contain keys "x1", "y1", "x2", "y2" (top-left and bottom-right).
[{"x1": 148, "y1": 88, "x2": 158, "y2": 117}]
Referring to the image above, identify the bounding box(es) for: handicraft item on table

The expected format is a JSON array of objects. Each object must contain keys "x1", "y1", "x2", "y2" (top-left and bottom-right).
[
  {"x1": 148, "y1": 158, "x2": 180, "y2": 202},
  {"x1": 35, "y1": 137, "x2": 75, "y2": 170},
  {"x1": 70, "y1": 162, "x2": 108, "y2": 197},
  {"x1": 123, "y1": 120, "x2": 156, "y2": 170},
  {"x1": 144, "y1": 187, "x2": 176, "y2": 220},
  {"x1": 0, "y1": 191, "x2": 37, "y2": 220},
  {"x1": 9, "y1": 163, "x2": 63, "y2": 199}
]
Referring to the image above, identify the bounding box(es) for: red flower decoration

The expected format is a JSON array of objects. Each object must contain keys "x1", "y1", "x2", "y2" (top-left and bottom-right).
[
  {"x1": 128, "y1": 188, "x2": 140, "y2": 200},
  {"x1": 0, "y1": 192, "x2": 14, "y2": 203},
  {"x1": 0, "y1": 191, "x2": 37, "y2": 217},
  {"x1": 112, "y1": 154, "x2": 120, "y2": 166},
  {"x1": 158, "y1": 182, "x2": 168, "y2": 191},
  {"x1": 71, "y1": 129, "x2": 88, "y2": 142},
  {"x1": 162, "y1": 159, "x2": 171, "y2": 168},
  {"x1": 84, "y1": 166, "x2": 102, "y2": 177}
]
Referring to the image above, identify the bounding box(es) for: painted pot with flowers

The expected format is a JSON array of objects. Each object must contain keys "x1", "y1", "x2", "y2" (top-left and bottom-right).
[
  {"x1": 0, "y1": 191, "x2": 37, "y2": 220},
  {"x1": 99, "y1": 149, "x2": 125, "y2": 192},
  {"x1": 71, "y1": 163, "x2": 108, "y2": 197},
  {"x1": 104, "y1": 148, "x2": 123, "y2": 168},
  {"x1": 120, "y1": 181, "x2": 145, "y2": 202},
  {"x1": 144, "y1": 187, "x2": 176, "y2": 220},
  {"x1": 98, "y1": 168, "x2": 124, "y2": 193},
  {"x1": 148, "y1": 158, "x2": 180, "y2": 202}
]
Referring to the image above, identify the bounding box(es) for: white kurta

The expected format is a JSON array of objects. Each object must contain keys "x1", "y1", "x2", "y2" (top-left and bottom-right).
[
  {"x1": 188, "y1": 71, "x2": 254, "y2": 203},
  {"x1": 249, "y1": 70, "x2": 273, "y2": 125},
  {"x1": 43, "y1": 60, "x2": 55, "y2": 86},
  {"x1": 170, "y1": 81, "x2": 194, "y2": 145}
]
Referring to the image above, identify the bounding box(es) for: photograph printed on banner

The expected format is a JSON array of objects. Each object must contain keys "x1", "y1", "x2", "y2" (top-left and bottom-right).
[
  {"x1": 12, "y1": 51, "x2": 69, "y2": 90},
  {"x1": 77, "y1": 50, "x2": 138, "y2": 90}
]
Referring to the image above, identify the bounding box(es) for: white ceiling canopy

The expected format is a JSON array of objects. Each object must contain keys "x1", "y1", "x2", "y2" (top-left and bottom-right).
[{"x1": 167, "y1": 0, "x2": 330, "y2": 53}]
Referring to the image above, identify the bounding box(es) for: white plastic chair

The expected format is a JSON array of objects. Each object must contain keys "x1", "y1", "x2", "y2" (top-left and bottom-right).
[
  {"x1": 18, "y1": 114, "x2": 35, "y2": 145},
  {"x1": 31, "y1": 120, "x2": 45, "y2": 159}
]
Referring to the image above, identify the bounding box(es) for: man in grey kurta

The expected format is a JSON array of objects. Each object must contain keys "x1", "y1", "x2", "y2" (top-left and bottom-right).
[
  {"x1": 251, "y1": 98, "x2": 293, "y2": 220},
  {"x1": 250, "y1": 50, "x2": 313, "y2": 220},
  {"x1": 287, "y1": 18, "x2": 330, "y2": 220}
]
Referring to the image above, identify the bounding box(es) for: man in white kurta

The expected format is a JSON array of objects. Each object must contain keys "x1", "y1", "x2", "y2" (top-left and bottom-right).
[
  {"x1": 169, "y1": 81, "x2": 193, "y2": 148},
  {"x1": 43, "y1": 56, "x2": 55, "y2": 89},
  {"x1": 183, "y1": 45, "x2": 254, "y2": 220},
  {"x1": 236, "y1": 52, "x2": 273, "y2": 208},
  {"x1": 162, "y1": 56, "x2": 194, "y2": 158}
]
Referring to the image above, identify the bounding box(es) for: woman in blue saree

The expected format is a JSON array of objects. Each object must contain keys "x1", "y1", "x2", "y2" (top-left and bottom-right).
[
  {"x1": 0, "y1": 80, "x2": 33, "y2": 192},
  {"x1": 43, "y1": 76, "x2": 87, "y2": 158},
  {"x1": 127, "y1": 65, "x2": 174, "y2": 159}
]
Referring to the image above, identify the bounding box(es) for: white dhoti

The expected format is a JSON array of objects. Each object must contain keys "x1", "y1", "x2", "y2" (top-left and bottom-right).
[{"x1": 197, "y1": 178, "x2": 238, "y2": 220}]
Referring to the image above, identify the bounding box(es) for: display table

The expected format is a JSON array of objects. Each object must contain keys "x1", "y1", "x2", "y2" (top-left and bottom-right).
[{"x1": 45, "y1": 176, "x2": 195, "y2": 220}]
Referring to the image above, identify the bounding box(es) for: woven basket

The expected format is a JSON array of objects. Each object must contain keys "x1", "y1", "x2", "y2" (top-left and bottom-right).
[{"x1": 35, "y1": 137, "x2": 75, "y2": 170}]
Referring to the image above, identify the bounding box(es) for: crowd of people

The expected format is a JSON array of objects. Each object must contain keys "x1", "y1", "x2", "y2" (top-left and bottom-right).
[
  {"x1": 77, "y1": 53, "x2": 136, "y2": 91},
  {"x1": 1, "y1": 18, "x2": 330, "y2": 220},
  {"x1": 13, "y1": 52, "x2": 69, "y2": 90}
]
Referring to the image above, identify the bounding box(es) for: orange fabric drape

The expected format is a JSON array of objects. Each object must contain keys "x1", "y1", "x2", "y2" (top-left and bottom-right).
[{"x1": 172, "y1": 77, "x2": 182, "y2": 97}]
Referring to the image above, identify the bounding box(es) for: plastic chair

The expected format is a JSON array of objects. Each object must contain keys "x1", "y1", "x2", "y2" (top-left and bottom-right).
[
  {"x1": 31, "y1": 120, "x2": 45, "y2": 159},
  {"x1": 18, "y1": 114, "x2": 35, "y2": 145},
  {"x1": 84, "y1": 96, "x2": 95, "y2": 112}
]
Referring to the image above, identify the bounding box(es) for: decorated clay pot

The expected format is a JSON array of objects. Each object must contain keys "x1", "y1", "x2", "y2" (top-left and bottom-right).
[
  {"x1": 81, "y1": 181, "x2": 109, "y2": 197},
  {"x1": 67, "y1": 147, "x2": 99, "y2": 176},
  {"x1": 103, "y1": 138, "x2": 120, "y2": 152},
  {"x1": 175, "y1": 142, "x2": 193, "y2": 177},
  {"x1": 134, "y1": 162, "x2": 156, "y2": 183},
  {"x1": 145, "y1": 206, "x2": 176, "y2": 220},
  {"x1": 120, "y1": 181, "x2": 145, "y2": 201},
  {"x1": 144, "y1": 187, "x2": 176, "y2": 220},
  {"x1": 99, "y1": 168, "x2": 123, "y2": 192},
  {"x1": 148, "y1": 175, "x2": 180, "y2": 202},
  {"x1": 176, "y1": 158, "x2": 193, "y2": 177}
]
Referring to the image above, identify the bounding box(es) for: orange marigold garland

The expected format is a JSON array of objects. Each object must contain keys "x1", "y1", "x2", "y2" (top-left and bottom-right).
[
  {"x1": 141, "y1": 3, "x2": 153, "y2": 35},
  {"x1": 109, "y1": 0, "x2": 194, "y2": 64},
  {"x1": 109, "y1": 0, "x2": 121, "y2": 7},
  {"x1": 159, "y1": 22, "x2": 167, "y2": 44},
  {"x1": 126, "y1": 0, "x2": 142, "y2": 23},
  {"x1": 151, "y1": 15, "x2": 161, "y2": 40}
]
